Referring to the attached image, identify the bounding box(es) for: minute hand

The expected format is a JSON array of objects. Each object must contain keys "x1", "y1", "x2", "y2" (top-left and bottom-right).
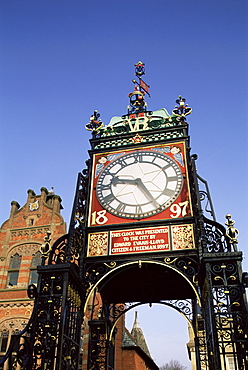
[{"x1": 135, "y1": 178, "x2": 160, "y2": 208}]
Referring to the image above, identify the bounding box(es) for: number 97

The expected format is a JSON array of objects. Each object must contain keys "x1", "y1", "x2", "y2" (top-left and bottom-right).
[{"x1": 170, "y1": 201, "x2": 189, "y2": 218}]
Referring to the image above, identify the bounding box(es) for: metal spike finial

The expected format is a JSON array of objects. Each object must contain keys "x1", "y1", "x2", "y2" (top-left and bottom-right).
[
  {"x1": 225, "y1": 214, "x2": 239, "y2": 250},
  {"x1": 85, "y1": 110, "x2": 104, "y2": 132},
  {"x1": 40, "y1": 230, "x2": 52, "y2": 261},
  {"x1": 172, "y1": 95, "x2": 192, "y2": 120}
]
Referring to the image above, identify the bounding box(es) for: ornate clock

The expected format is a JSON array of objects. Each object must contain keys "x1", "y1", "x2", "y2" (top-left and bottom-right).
[
  {"x1": 89, "y1": 142, "x2": 191, "y2": 227},
  {"x1": 96, "y1": 150, "x2": 183, "y2": 219}
]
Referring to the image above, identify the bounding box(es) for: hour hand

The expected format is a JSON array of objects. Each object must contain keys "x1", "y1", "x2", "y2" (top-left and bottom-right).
[{"x1": 111, "y1": 176, "x2": 137, "y2": 186}]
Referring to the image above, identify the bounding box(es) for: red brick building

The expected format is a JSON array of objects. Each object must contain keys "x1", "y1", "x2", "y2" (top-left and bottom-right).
[
  {"x1": 118, "y1": 312, "x2": 159, "y2": 370},
  {"x1": 0, "y1": 187, "x2": 66, "y2": 358}
]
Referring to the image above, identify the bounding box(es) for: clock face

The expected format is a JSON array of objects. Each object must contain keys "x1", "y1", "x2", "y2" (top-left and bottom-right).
[{"x1": 96, "y1": 150, "x2": 183, "y2": 219}]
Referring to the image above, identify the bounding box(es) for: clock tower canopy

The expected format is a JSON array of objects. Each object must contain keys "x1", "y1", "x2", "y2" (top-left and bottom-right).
[{"x1": 85, "y1": 61, "x2": 192, "y2": 151}]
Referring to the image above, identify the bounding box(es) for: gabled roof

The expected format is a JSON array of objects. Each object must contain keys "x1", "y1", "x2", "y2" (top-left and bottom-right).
[
  {"x1": 131, "y1": 311, "x2": 151, "y2": 357},
  {"x1": 122, "y1": 311, "x2": 159, "y2": 370}
]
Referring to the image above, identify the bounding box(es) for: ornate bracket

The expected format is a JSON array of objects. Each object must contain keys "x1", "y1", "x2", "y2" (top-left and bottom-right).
[{"x1": 197, "y1": 173, "x2": 216, "y2": 220}]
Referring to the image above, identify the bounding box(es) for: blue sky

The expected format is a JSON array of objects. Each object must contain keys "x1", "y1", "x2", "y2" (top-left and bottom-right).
[{"x1": 1, "y1": 1, "x2": 247, "y2": 368}]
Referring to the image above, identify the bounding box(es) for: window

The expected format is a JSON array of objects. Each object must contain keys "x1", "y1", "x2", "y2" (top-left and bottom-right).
[
  {"x1": 7, "y1": 254, "x2": 21, "y2": 287},
  {"x1": 7, "y1": 271, "x2": 19, "y2": 286},
  {"x1": 29, "y1": 270, "x2": 39, "y2": 285},
  {"x1": 31, "y1": 252, "x2": 42, "y2": 268},
  {"x1": 227, "y1": 357, "x2": 235, "y2": 370},
  {"x1": 0, "y1": 331, "x2": 9, "y2": 353},
  {"x1": 28, "y1": 218, "x2": 34, "y2": 226},
  {"x1": 29, "y1": 252, "x2": 42, "y2": 285}
]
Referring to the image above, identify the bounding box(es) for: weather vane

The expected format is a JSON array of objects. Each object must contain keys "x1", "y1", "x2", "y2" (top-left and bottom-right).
[
  {"x1": 133, "y1": 61, "x2": 150, "y2": 97},
  {"x1": 128, "y1": 61, "x2": 150, "y2": 113}
]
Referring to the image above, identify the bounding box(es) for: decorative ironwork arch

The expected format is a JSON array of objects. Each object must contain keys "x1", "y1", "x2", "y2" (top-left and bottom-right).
[
  {"x1": 107, "y1": 299, "x2": 195, "y2": 342},
  {"x1": 84, "y1": 259, "x2": 202, "y2": 313}
]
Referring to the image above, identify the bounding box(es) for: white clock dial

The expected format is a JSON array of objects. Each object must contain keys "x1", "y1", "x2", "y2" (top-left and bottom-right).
[{"x1": 96, "y1": 150, "x2": 183, "y2": 219}]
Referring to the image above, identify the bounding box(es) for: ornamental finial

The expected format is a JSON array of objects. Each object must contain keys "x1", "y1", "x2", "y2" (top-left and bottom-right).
[
  {"x1": 40, "y1": 230, "x2": 52, "y2": 261},
  {"x1": 225, "y1": 214, "x2": 239, "y2": 251},
  {"x1": 134, "y1": 61, "x2": 145, "y2": 77},
  {"x1": 172, "y1": 96, "x2": 192, "y2": 121},
  {"x1": 85, "y1": 110, "x2": 104, "y2": 132}
]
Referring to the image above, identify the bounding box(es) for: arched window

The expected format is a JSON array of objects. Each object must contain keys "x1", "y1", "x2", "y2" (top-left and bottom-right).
[
  {"x1": 7, "y1": 254, "x2": 21, "y2": 287},
  {"x1": 29, "y1": 251, "x2": 42, "y2": 285}
]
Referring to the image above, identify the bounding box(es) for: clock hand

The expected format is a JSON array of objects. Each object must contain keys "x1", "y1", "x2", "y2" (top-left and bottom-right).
[
  {"x1": 111, "y1": 177, "x2": 137, "y2": 186},
  {"x1": 135, "y1": 178, "x2": 160, "y2": 208},
  {"x1": 112, "y1": 177, "x2": 160, "y2": 208}
]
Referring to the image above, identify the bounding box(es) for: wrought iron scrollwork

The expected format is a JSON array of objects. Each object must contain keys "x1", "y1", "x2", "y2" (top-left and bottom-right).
[
  {"x1": 88, "y1": 320, "x2": 107, "y2": 370},
  {"x1": 31, "y1": 272, "x2": 64, "y2": 368},
  {"x1": 48, "y1": 234, "x2": 68, "y2": 265},
  {"x1": 160, "y1": 299, "x2": 194, "y2": 322},
  {"x1": 74, "y1": 166, "x2": 90, "y2": 227},
  {"x1": 86, "y1": 263, "x2": 109, "y2": 286},
  {"x1": 199, "y1": 190, "x2": 215, "y2": 219},
  {"x1": 197, "y1": 174, "x2": 216, "y2": 220},
  {"x1": 206, "y1": 260, "x2": 248, "y2": 370},
  {"x1": 164, "y1": 256, "x2": 199, "y2": 278},
  {"x1": 203, "y1": 217, "x2": 232, "y2": 253}
]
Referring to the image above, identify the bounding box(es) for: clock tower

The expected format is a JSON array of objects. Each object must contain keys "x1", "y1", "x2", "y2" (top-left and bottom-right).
[{"x1": 1, "y1": 62, "x2": 247, "y2": 370}]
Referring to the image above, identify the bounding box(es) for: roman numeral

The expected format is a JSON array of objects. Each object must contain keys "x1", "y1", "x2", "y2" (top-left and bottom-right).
[
  {"x1": 103, "y1": 193, "x2": 115, "y2": 203},
  {"x1": 162, "y1": 188, "x2": 176, "y2": 197},
  {"x1": 162, "y1": 163, "x2": 171, "y2": 171},
  {"x1": 135, "y1": 205, "x2": 142, "y2": 214},
  {"x1": 167, "y1": 176, "x2": 178, "y2": 182},
  {"x1": 111, "y1": 157, "x2": 127, "y2": 168},
  {"x1": 101, "y1": 183, "x2": 111, "y2": 190},
  {"x1": 116, "y1": 203, "x2": 126, "y2": 213},
  {"x1": 134, "y1": 153, "x2": 143, "y2": 162}
]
